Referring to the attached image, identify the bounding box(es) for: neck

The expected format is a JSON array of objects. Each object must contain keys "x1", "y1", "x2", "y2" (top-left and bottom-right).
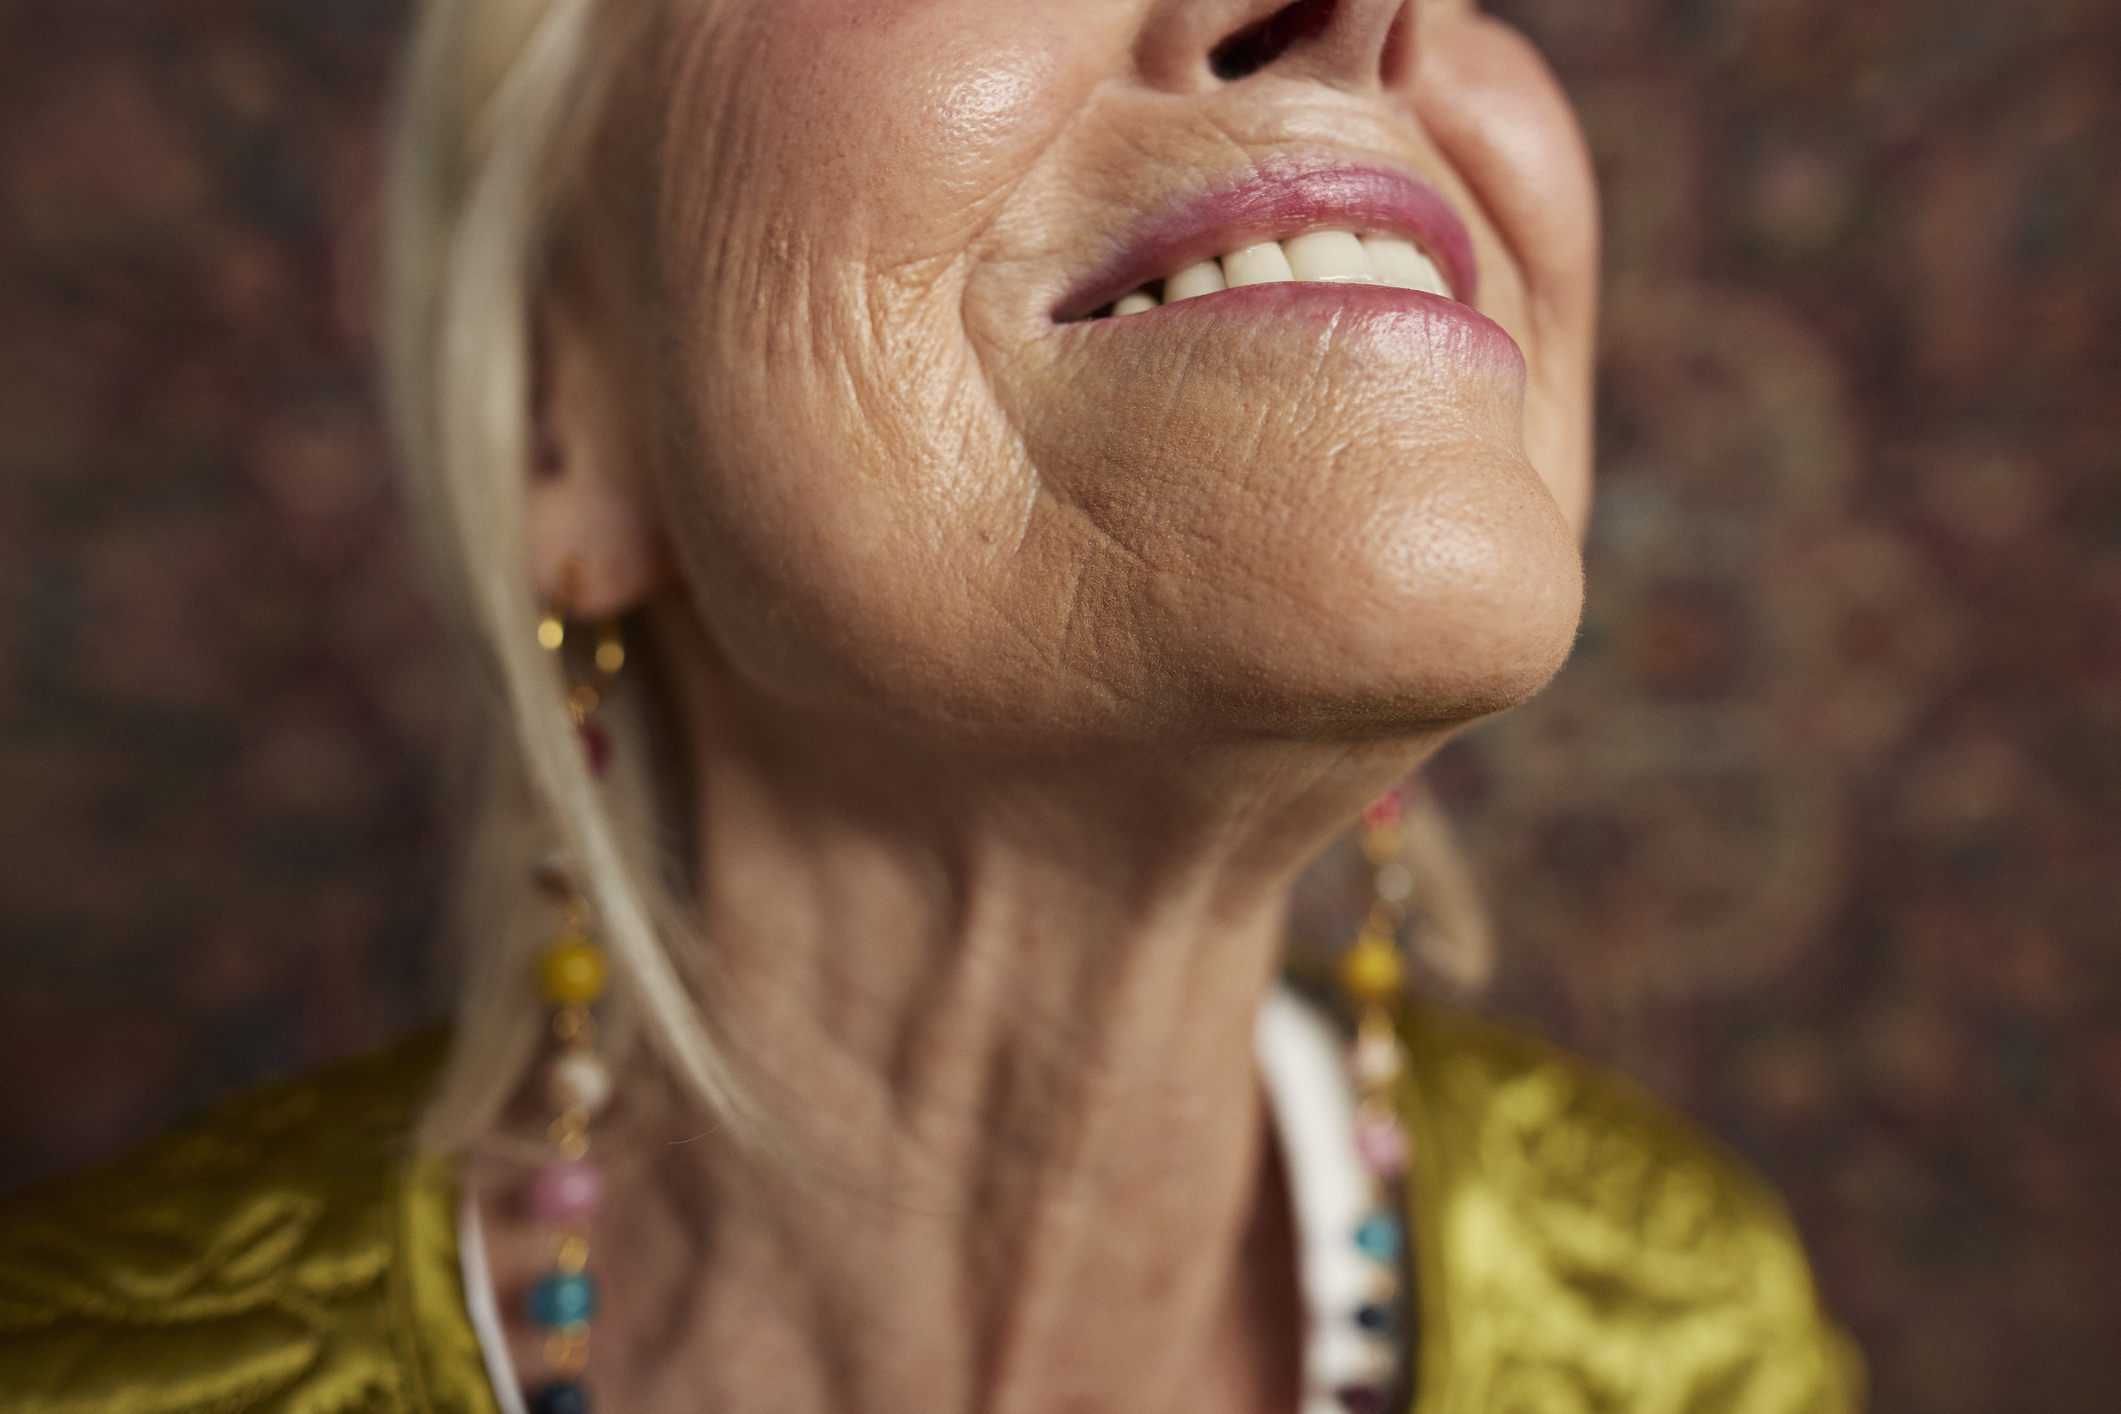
[{"x1": 493, "y1": 619, "x2": 1435, "y2": 1414}]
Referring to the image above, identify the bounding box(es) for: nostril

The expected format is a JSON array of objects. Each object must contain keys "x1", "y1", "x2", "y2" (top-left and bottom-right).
[{"x1": 1209, "y1": 0, "x2": 1339, "y2": 82}]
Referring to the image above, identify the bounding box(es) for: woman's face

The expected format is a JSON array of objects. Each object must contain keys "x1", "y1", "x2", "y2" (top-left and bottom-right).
[{"x1": 643, "y1": 0, "x2": 1598, "y2": 748}]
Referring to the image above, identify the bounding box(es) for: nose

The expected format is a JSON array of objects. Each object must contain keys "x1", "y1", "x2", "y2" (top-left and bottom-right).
[{"x1": 1134, "y1": 0, "x2": 1416, "y2": 94}]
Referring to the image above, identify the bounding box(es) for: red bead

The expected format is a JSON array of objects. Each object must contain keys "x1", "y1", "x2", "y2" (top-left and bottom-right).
[
  {"x1": 531, "y1": 1159, "x2": 606, "y2": 1225},
  {"x1": 1338, "y1": 1384, "x2": 1390, "y2": 1414},
  {"x1": 577, "y1": 720, "x2": 611, "y2": 778},
  {"x1": 1362, "y1": 789, "x2": 1403, "y2": 830}
]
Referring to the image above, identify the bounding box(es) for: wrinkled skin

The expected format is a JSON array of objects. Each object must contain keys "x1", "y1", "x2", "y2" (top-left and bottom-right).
[{"x1": 494, "y1": 2, "x2": 1600, "y2": 1411}]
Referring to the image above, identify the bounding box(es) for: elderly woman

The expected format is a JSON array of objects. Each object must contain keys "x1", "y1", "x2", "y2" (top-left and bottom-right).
[{"x1": 0, "y1": 1, "x2": 1861, "y2": 1411}]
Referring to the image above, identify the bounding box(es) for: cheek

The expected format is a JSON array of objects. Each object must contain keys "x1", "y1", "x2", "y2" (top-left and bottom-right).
[
  {"x1": 652, "y1": 1, "x2": 1095, "y2": 712},
  {"x1": 684, "y1": 0, "x2": 1083, "y2": 234},
  {"x1": 1410, "y1": 16, "x2": 1600, "y2": 535}
]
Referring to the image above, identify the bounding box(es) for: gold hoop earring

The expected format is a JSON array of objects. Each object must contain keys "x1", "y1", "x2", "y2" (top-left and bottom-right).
[{"x1": 537, "y1": 563, "x2": 626, "y2": 779}]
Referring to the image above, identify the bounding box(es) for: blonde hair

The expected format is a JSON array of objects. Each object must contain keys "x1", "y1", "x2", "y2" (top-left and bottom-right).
[
  {"x1": 382, "y1": 0, "x2": 1493, "y2": 1160},
  {"x1": 385, "y1": 0, "x2": 754, "y2": 1154}
]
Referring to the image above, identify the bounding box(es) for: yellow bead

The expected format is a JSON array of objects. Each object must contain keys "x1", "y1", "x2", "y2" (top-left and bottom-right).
[
  {"x1": 1340, "y1": 933, "x2": 1405, "y2": 1004},
  {"x1": 540, "y1": 939, "x2": 608, "y2": 1006},
  {"x1": 554, "y1": 1233, "x2": 591, "y2": 1275}
]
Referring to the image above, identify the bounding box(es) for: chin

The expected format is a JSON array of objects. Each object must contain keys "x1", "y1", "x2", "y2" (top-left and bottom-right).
[
  {"x1": 1141, "y1": 477, "x2": 1586, "y2": 742},
  {"x1": 1002, "y1": 288, "x2": 1584, "y2": 746}
]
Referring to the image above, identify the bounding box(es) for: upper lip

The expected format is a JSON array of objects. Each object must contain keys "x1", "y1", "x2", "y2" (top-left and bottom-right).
[{"x1": 1052, "y1": 156, "x2": 1479, "y2": 323}]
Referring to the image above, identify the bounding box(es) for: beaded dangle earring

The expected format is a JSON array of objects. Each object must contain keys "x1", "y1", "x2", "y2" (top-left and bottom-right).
[
  {"x1": 520, "y1": 595, "x2": 623, "y2": 1414},
  {"x1": 1332, "y1": 784, "x2": 1419, "y2": 1414},
  {"x1": 524, "y1": 857, "x2": 611, "y2": 1414}
]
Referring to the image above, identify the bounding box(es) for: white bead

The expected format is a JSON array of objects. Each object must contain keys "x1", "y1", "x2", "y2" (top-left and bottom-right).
[
  {"x1": 1313, "y1": 1323, "x2": 1390, "y2": 1386},
  {"x1": 548, "y1": 1052, "x2": 613, "y2": 1114},
  {"x1": 1375, "y1": 861, "x2": 1414, "y2": 904},
  {"x1": 1353, "y1": 1030, "x2": 1404, "y2": 1087}
]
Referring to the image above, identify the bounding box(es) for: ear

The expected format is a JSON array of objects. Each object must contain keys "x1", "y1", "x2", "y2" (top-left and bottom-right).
[{"x1": 526, "y1": 298, "x2": 668, "y2": 618}]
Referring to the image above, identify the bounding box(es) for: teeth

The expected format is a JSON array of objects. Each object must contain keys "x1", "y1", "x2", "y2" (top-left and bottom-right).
[
  {"x1": 1283, "y1": 230, "x2": 1379, "y2": 283},
  {"x1": 1165, "y1": 259, "x2": 1226, "y2": 302},
  {"x1": 1101, "y1": 230, "x2": 1453, "y2": 318},
  {"x1": 1221, "y1": 240, "x2": 1295, "y2": 287},
  {"x1": 1359, "y1": 235, "x2": 1450, "y2": 297}
]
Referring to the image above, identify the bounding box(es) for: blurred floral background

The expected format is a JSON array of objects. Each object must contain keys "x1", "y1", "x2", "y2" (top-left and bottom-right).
[{"x1": 2, "y1": 0, "x2": 2116, "y2": 1409}]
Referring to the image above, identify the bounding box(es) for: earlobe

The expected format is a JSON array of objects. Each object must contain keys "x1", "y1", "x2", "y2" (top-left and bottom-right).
[{"x1": 525, "y1": 301, "x2": 669, "y2": 620}]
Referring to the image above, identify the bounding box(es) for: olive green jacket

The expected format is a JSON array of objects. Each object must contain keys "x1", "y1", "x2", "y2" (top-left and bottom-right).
[{"x1": 0, "y1": 1005, "x2": 1863, "y2": 1413}]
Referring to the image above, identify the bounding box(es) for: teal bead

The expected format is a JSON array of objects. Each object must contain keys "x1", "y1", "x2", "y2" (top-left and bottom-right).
[
  {"x1": 1353, "y1": 1210, "x2": 1403, "y2": 1264},
  {"x1": 529, "y1": 1272, "x2": 598, "y2": 1329}
]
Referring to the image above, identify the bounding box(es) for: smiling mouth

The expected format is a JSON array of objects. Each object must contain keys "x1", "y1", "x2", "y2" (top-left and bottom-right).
[
  {"x1": 1057, "y1": 160, "x2": 1480, "y2": 325},
  {"x1": 1090, "y1": 229, "x2": 1454, "y2": 318}
]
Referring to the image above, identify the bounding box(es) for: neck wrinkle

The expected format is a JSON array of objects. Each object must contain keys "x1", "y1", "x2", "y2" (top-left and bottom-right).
[
  {"x1": 604, "y1": 610, "x2": 1387, "y2": 1414},
  {"x1": 656, "y1": 785, "x2": 1294, "y2": 1414}
]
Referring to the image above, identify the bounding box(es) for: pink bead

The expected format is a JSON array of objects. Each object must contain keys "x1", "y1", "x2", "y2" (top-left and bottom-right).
[
  {"x1": 1354, "y1": 1112, "x2": 1409, "y2": 1179},
  {"x1": 530, "y1": 1159, "x2": 606, "y2": 1225}
]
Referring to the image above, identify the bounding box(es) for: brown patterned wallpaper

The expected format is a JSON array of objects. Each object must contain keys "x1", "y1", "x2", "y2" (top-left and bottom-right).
[{"x1": 2, "y1": 1, "x2": 2116, "y2": 1409}]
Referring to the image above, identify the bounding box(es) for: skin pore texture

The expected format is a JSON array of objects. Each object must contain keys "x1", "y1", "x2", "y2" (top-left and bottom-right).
[{"x1": 484, "y1": 2, "x2": 1599, "y2": 1412}]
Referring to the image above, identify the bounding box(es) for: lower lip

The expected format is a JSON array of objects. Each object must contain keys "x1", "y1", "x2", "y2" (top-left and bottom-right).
[{"x1": 1073, "y1": 281, "x2": 1524, "y2": 375}]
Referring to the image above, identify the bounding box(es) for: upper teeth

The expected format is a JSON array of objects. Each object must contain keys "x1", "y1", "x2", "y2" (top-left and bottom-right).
[{"x1": 1106, "y1": 232, "x2": 1451, "y2": 317}]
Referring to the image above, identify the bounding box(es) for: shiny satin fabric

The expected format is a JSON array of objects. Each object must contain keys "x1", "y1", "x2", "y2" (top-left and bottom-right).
[
  {"x1": 0, "y1": 1034, "x2": 495, "y2": 1414},
  {"x1": 0, "y1": 1009, "x2": 1860, "y2": 1413},
  {"x1": 1397, "y1": 1004, "x2": 1863, "y2": 1413}
]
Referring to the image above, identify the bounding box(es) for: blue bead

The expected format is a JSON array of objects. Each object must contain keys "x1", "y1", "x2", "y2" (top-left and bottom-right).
[
  {"x1": 1355, "y1": 1301, "x2": 1395, "y2": 1333},
  {"x1": 1353, "y1": 1210, "x2": 1403, "y2": 1263},
  {"x1": 531, "y1": 1380, "x2": 591, "y2": 1414},
  {"x1": 529, "y1": 1272, "x2": 598, "y2": 1329}
]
